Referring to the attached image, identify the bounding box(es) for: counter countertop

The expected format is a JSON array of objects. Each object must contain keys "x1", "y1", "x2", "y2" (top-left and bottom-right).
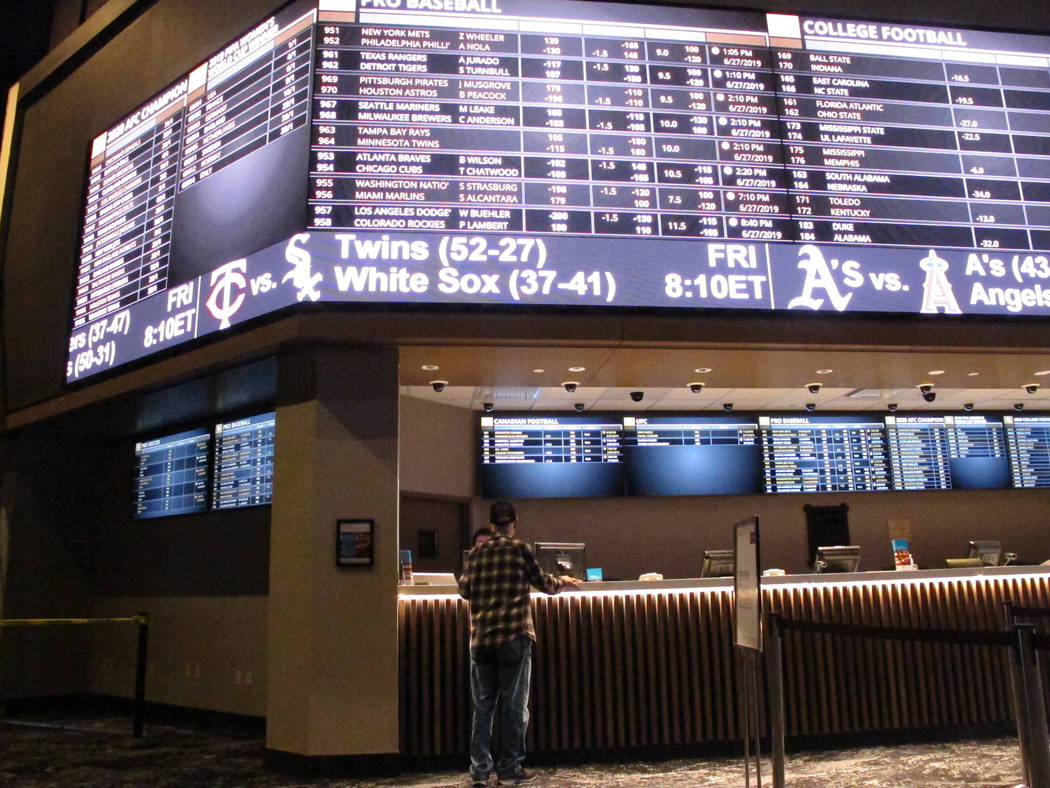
[{"x1": 398, "y1": 563, "x2": 1050, "y2": 597}]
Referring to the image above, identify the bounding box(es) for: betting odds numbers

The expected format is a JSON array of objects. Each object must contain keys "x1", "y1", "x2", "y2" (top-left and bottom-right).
[{"x1": 65, "y1": 0, "x2": 1050, "y2": 383}]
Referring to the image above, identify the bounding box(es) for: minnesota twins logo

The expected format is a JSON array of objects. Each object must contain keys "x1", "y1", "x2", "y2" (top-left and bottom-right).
[
  {"x1": 283, "y1": 233, "x2": 322, "y2": 302},
  {"x1": 205, "y1": 259, "x2": 248, "y2": 329},
  {"x1": 787, "y1": 244, "x2": 854, "y2": 312},
  {"x1": 918, "y1": 250, "x2": 961, "y2": 314}
]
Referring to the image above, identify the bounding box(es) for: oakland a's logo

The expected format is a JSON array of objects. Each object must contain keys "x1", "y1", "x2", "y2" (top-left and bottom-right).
[
  {"x1": 205, "y1": 259, "x2": 248, "y2": 329},
  {"x1": 787, "y1": 244, "x2": 854, "y2": 312}
]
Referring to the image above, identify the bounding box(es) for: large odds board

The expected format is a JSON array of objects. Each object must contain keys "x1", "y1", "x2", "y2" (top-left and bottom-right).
[{"x1": 66, "y1": 0, "x2": 1050, "y2": 382}]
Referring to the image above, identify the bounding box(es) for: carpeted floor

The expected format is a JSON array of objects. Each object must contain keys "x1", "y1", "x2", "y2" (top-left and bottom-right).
[{"x1": 0, "y1": 709, "x2": 1030, "y2": 787}]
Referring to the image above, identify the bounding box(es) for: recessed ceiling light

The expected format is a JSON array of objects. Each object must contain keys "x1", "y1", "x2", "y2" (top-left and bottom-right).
[
  {"x1": 693, "y1": 367, "x2": 712, "y2": 374},
  {"x1": 421, "y1": 364, "x2": 439, "y2": 371},
  {"x1": 533, "y1": 368, "x2": 545, "y2": 373},
  {"x1": 927, "y1": 370, "x2": 945, "y2": 376},
  {"x1": 568, "y1": 366, "x2": 586, "y2": 372},
  {"x1": 1035, "y1": 370, "x2": 1050, "y2": 377},
  {"x1": 967, "y1": 371, "x2": 980, "y2": 377},
  {"x1": 816, "y1": 368, "x2": 833, "y2": 375}
]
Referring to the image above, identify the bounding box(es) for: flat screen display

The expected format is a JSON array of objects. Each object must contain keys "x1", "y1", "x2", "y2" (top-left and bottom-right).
[
  {"x1": 66, "y1": 0, "x2": 1050, "y2": 383},
  {"x1": 1004, "y1": 414, "x2": 1050, "y2": 488},
  {"x1": 760, "y1": 414, "x2": 890, "y2": 493},
  {"x1": 885, "y1": 414, "x2": 1010, "y2": 490},
  {"x1": 213, "y1": 412, "x2": 277, "y2": 508},
  {"x1": 622, "y1": 414, "x2": 763, "y2": 495},
  {"x1": 67, "y1": 1, "x2": 317, "y2": 381},
  {"x1": 479, "y1": 413, "x2": 623, "y2": 498},
  {"x1": 134, "y1": 428, "x2": 211, "y2": 518}
]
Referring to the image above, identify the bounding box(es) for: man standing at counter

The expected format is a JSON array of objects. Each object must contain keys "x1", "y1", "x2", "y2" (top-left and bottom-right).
[{"x1": 458, "y1": 500, "x2": 580, "y2": 786}]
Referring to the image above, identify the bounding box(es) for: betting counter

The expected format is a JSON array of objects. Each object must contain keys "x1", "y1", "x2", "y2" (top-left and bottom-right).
[{"x1": 398, "y1": 566, "x2": 1050, "y2": 756}]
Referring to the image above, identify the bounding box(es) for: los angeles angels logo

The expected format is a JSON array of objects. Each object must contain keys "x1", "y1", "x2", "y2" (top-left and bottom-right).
[{"x1": 919, "y1": 250, "x2": 962, "y2": 314}]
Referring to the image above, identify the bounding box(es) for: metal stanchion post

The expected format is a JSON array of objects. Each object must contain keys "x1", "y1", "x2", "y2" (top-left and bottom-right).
[
  {"x1": 1015, "y1": 623, "x2": 1050, "y2": 787},
  {"x1": 133, "y1": 612, "x2": 149, "y2": 738},
  {"x1": 751, "y1": 651, "x2": 763, "y2": 787},
  {"x1": 1003, "y1": 602, "x2": 1031, "y2": 782},
  {"x1": 766, "y1": 613, "x2": 786, "y2": 788},
  {"x1": 741, "y1": 648, "x2": 752, "y2": 788}
]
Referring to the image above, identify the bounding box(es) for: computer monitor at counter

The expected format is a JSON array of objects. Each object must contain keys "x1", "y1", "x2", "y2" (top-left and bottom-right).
[
  {"x1": 814, "y1": 546, "x2": 861, "y2": 574},
  {"x1": 700, "y1": 550, "x2": 735, "y2": 578},
  {"x1": 534, "y1": 542, "x2": 587, "y2": 581},
  {"x1": 968, "y1": 540, "x2": 1002, "y2": 566}
]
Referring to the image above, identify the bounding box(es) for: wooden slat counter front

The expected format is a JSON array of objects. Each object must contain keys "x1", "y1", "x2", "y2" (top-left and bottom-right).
[{"x1": 398, "y1": 567, "x2": 1050, "y2": 757}]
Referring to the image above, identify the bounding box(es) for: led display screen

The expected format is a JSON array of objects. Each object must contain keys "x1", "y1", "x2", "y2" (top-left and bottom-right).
[
  {"x1": 479, "y1": 413, "x2": 623, "y2": 497},
  {"x1": 213, "y1": 412, "x2": 277, "y2": 509},
  {"x1": 622, "y1": 414, "x2": 763, "y2": 495},
  {"x1": 884, "y1": 414, "x2": 1009, "y2": 490},
  {"x1": 67, "y1": 0, "x2": 1050, "y2": 382},
  {"x1": 481, "y1": 409, "x2": 1025, "y2": 499},
  {"x1": 134, "y1": 428, "x2": 211, "y2": 518},
  {"x1": 1003, "y1": 414, "x2": 1050, "y2": 488},
  {"x1": 760, "y1": 414, "x2": 890, "y2": 493}
]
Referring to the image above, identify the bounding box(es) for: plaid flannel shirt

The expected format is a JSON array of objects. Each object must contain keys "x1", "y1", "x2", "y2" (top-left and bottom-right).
[{"x1": 458, "y1": 534, "x2": 565, "y2": 651}]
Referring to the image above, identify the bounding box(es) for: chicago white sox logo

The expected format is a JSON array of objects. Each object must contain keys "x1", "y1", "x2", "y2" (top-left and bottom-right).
[
  {"x1": 283, "y1": 233, "x2": 322, "y2": 302},
  {"x1": 205, "y1": 259, "x2": 248, "y2": 329}
]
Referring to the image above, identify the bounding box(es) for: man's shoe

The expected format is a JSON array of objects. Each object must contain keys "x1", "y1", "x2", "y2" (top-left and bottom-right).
[
  {"x1": 497, "y1": 769, "x2": 537, "y2": 785},
  {"x1": 471, "y1": 778, "x2": 489, "y2": 787}
]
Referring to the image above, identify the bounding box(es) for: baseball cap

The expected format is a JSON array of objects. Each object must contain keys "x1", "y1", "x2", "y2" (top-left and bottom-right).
[{"x1": 489, "y1": 500, "x2": 516, "y2": 526}]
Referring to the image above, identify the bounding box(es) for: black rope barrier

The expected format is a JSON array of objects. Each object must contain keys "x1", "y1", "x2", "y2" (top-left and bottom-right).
[
  {"x1": 777, "y1": 617, "x2": 1015, "y2": 647},
  {"x1": 0, "y1": 613, "x2": 149, "y2": 737},
  {"x1": 769, "y1": 612, "x2": 1050, "y2": 786},
  {"x1": 0, "y1": 616, "x2": 142, "y2": 627},
  {"x1": 1009, "y1": 605, "x2": 1050, "y2": 620}
]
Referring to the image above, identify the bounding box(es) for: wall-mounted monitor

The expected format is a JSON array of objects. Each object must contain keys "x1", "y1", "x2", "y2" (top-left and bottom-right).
[
  {"x1": 760, "y1": 415, "x2": 890, "y2": 494},
  {"x1": 534, "y1": 542, "x2": 587, "y2": 580},
  {"x1": 134, "y1": 428, "x2": 210, "y2": 519},
  {"x1": 623, "y1": 415, "x2": 763, "y2": 496},
  {"x1": 1004, "y1": 415, "x2": 1050, "y2": 488},
  {"x1": 212, "y1": 412, "x2": 276, "y2": 509},
  {"x1": 813, "y1": 545, "x2": 861, "y2": 574},
  {"x1": 67, "y1": 0, "x2": 316, "y2": 382},
  {"x1": 886, "y1": 415, "x2": 1009, "y2": 490},
  {"x1": 479, "y1": 414, "x2": 623, "y2": 498}
]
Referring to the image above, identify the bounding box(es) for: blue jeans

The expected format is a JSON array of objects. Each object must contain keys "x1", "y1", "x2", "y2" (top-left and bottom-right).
[{"x1": 469, "y1": 635, "x2": 532, "y2": 781}]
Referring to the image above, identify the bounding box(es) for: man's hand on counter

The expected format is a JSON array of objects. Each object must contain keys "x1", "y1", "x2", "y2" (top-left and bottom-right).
[{"x1": 560, "y1": 575, "x2": 584, "y2": 589}]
